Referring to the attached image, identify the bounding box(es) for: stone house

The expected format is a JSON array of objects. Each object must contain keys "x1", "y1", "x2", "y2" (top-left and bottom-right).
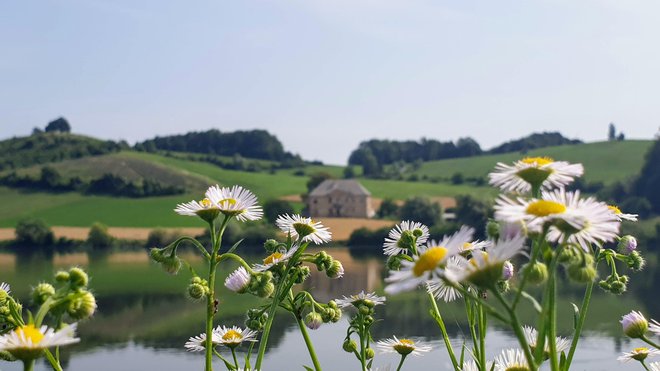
[{"x1": 308, "y1": 179, "x2": 374, "y2": 218}]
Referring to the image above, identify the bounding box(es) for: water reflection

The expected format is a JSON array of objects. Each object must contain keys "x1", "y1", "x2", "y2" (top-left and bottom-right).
[{"x1": 0, "y1": 248, "x2": 657, "y2": 370}]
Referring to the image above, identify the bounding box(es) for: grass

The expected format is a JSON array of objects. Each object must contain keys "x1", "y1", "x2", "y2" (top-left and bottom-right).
[{"x1": 414, "y1": 140, "x2": 653, "y2": 185}]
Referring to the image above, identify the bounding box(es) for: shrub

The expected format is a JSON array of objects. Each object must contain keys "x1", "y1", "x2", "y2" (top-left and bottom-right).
[
  {"x1": 399, "y1": 196, "x2": 443, "y2": 227},
  {"x1": 14, "y1": 218, "x2": 55, "y2": 247},
  {"x1": 87, "y1": 222, "x2": 114, "y2": 249},
  {"x1": 263, "y1": 200, "x2": 295, "y2": 223}
]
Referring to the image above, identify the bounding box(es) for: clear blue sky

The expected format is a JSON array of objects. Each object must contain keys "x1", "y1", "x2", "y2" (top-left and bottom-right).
[{"x1": 1, "y1": 0, "x2": 659, "y2": 164}]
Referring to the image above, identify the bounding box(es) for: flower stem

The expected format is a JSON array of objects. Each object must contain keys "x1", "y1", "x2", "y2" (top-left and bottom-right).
[
  {"x1": 492, "y1": 289, "x2": 536, "y2": 370},
  {"x1": 205, "y1": 216, "x2": 230, "y2": 371},
  {"x1": 396, "y1": 354, "x2": 408, "y2": 371},
  {"x1": 478, "y1": 302, "x2": 487, "y2": 371},
  {"x1": 427, "y1": 292, "x2": 459, "y2": 370},
  {"x1": 23, "y1": 359, "x2": 34, "y2": 371},
  {"x1": 231, "y1": 348, "x2": 239, "y2": 370},
  {"x1": 563, "y1": 280, "x2": 594, "y2": 370},
  {"x1": 641, "y1": 335, "x2": 660, "y2": 350},
  {"x1": 546, "y1": 252, "x2": 561, "y2": 371},
  {"x1": 44, "y1": 349, "x2": 64, "y2": 371},
  {"x1": 295, "y1": 312, "x2": 323, "y2": 371}
]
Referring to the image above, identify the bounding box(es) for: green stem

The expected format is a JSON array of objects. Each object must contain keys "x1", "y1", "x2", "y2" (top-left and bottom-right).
[
  {"x1": 213, "y1": 349, "x2": 232, "y2": 364},
  {"x1": 217, "y1": 253, "x2": 254, "y2": 272},
  {"x1": 359, "y1": 314, "x2": 367, "y2": 371},
  {"x1": 295, "y1": 313, "x2": 323, "y2": 370},
  {"x1": 231, "y1": 347, "x2": 239, "y2": 370},
  {"x1": 478, "y1": 303, "x2": 487, "y2": 371},
  {"x1": 641, "y1": 361, "x2": 651, "y2": 371},
  {"x1": 427, "y1": 292, "x2": 459, "y2": 370},
  {"x1": 641, "y1": 335, "x2": 660, "y2": 350},
  {"x1": 44, "y1": 349, "x2": 64, "y2": 371},
  {"x1": 492, "y1": 289, "x2": 536, "y2": 370},
  {"x1": 563, "y1": 280, "x2": 594, "y2": 370},
  {"x1": 23, "y1": 359, "x2": 35, "y2": 371},
  {"x1": 512, "y1": 233, "x2": 544, "y2": 310},
  {"x1": 546, "y1": 252, "x2": 561, "y2": 371},
  {"x1": 465, "y1": 297, "x2": 480, "y2": 364},
  {"x1": 396, "y1": 354, "x2": 408, "y2": 371}
]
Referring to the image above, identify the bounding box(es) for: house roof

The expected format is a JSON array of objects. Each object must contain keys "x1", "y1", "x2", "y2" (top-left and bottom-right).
[{"x1": 309, "y1": 179, "x2": 371, "y2": 197}]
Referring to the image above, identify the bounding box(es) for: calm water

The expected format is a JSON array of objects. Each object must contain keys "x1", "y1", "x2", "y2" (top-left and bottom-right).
[{"x1": 0, "y1": 247, "x2": 658, "y2": 371}]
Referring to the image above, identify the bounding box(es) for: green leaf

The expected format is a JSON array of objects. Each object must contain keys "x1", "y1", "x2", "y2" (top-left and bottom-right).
[
  {"x1": 303, "y1": 366, "x2": 314, "y2": 371},
  {"x1": 521, "y1": 291, "x2": 543, "y2": 314},
  {"x1": 226, "y1": 238, "x2": 245, "y2": 254},
  {"x1": 571, "y1": 303, "x2": 580, "y2": 330}
]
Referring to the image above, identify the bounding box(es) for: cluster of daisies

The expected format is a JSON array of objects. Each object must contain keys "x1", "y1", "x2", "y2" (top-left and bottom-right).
[
  {"x1": 379, "y1": 157, "x2": 644, "y2": 370},
  {"x1": 617, "y1": 310, "x2": 660, "y2": 369}
]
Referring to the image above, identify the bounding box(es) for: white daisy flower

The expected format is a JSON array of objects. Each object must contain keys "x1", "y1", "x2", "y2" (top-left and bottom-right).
[
  {"x1": 384, "y1": 227, "x2": 473, "y2": 295},
  {"x1": 522, "y1": 326, "x2": 570, "y2": 357},
  {"x1": 650, "y1": 362, "x2": 660, "y2": 371},
  {"x1": 275, "y1": 214, "x2": 331, "y2": 245},
  {"x1": 494, "y1": 348, "x2": 530, "y2": 371},
  {"x1": 206, "y1": 185, "x2": 263, "y2": 221},
  {"x1": 650, "y1": 319, "x2": 660, "y2": 336},
  {"x1": 445, "y1": 235, "x2": 527, "y2": 288},
  {"x1": 252, "y1": 246, "x2": 299, "y2": 272},
  {"x1": 174, "y1": 197, "x2": 220, "y2": 221},
  {"x1": 383, "y1": 220, "x2": 429, "y2": 256},
  {"x1": 184, "y1": 331, "x2": 221, "y2": 352},
  {"x1": 426, "y1": 257, "x2": 464, "y2": 302},
  {"x1": 489, "y1": 157, "x2": 583, "y2": 194},
  {"x1": 608, "y1": 205, "x2": 638, "y2": 222},
  {"x1": 621, "y1": 311, "x2": 649, "y2": 338},
  {"x1": 461, "y1": 359, "x2": 493, "y2": 371},
  {"x1": 224, "y1": 267, "x2": 251, "y2": 293},
  {"x1": 335, "y1": 291, "x2": 386, "y2": 309},
  {"x1": 0, "y1": 324, "x2": 79, "y2": 360},
  {"x1": 617, "y1": 347, "x2": 660, "y2": 362},
  {"x1": 376, "y1": 336, "x2": 431, "y2": 356},
  {"x1": 214, "y1": 325, "x2": 258, "y2": 348},
  {"x1": 0, "y1": 282, "x2": 10, "y2": 295}
]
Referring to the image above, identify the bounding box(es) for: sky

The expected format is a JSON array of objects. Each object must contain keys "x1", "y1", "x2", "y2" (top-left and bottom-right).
[{"x1": 1, "y1": 0, "x2": 659, "y2": 165}]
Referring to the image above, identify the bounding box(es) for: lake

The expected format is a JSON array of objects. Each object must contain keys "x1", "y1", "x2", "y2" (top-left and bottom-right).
[{"x1": 0, "y1": 247, "x2": 657, "y2": 371}]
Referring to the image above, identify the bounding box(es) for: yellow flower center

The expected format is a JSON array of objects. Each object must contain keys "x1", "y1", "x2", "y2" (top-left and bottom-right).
[
  {"x1": 393, "y1": 339, "x2": 415, "y2": 355},
  {"x1": 222, "y1": 329, "x2": 242, "y2": 342},
  {"x1": 15, "y1": 325, "x2": 44, "y2": 344},
  {"x1": 521, "y1": 157, "x2": 554, "y2": 166},
  {"x1": 526, "y1": 200, "x2": 566, "y2": 217},
  {"x1": 634, "y1": 347, "x2": 648, "y2": 353},
  {"x1": 608, "y1": 205, "x2": 622, "y2": 215},
  {"x1": 263, "y1": 252, "x2": 284, "y2": 265},
  {"x1": 399, "y1": 339, "x2": 414, "y2": 345},
  {"x1": 200, "y1": 198, "x2": 213, "y2": 208},
  {"x1": 413, "y1": 247, "x2": 448, "y2": 277},
  {"x1": 217, "y1": 198, "x2": 237, "y2": 208},
  {"x1": 505, "y1": 367, "x2": 529, "y2": 371}
]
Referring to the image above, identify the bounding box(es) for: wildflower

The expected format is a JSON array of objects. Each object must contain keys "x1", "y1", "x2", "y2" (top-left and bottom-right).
[
  {"x1": 618, "y1": 236, "x2": 638, "y2": 255},
  {"x1": 621, "y1": 311, "x2": 648, "y2": 338},
  {"x1": 184, "y1": 331, "x2": 220, "y2": 352},
  {"x1": 376, "y1": 336, "x2": 431, "y2": 356},
  {"x1": 382, "y1": 221, "x2": 429, "y2": 256},
  {"x1": 225, "y1": 267, "x2": 251, "y2": 293},
  {"x1": 608, "y1": 205, "x2": 638, "y2": 222},
  {"x1": 522, "y1": 326, "x2": 570, "y2": 358},
  {"x1": 276, "y1": 214, "x2": 331, "y2": 244},
  {"x1": 445, "y1": 235, "x2": 527, "y2": 289},
  {"x1": 494, "y1": 348, "x2": 530, "y2": 371},
  {"x1": 650, "y1": 319, "x2": 660, "y2": 336},
  {"x1": 174, "y1": 198, "x2": 221, "y2": 222},
  {"x1": 253, "y1": 246, "x2": 299, "y2": 272},
  {"x1": 335, "y1": 291, "x2": 386, "y2": 309},
  {"x1": 0, "y1": 282, "x2": 10, "y2": 295},
  {"x1": 650, "y1": 362, "x2": 660, "y2": 371},
  {"x1": 206, "y1": 185, "x2": 263, "y2": 221},
  {"x1": 385, "y1": 227, "x2": 474, "y2": 294},
  {"x1": 214, "y1": 326, "x2": 258, "y2": 349},
  {"x1": 426, "y1": 257, "x2": 464, "y2": 302},
  {"x1": 488, "y1": 157, "x2": 583, "y2": 193},
  {"x1": 617, "y1": 347, "x2": 660, "y2": 362},
  {"x1": 0, "y1": 324, "x2": 79, "y2": 361}
]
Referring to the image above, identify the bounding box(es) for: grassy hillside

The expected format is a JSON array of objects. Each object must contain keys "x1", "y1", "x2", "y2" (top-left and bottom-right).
[{"x1": 414, "y1": 140, "x2": 652, "y2": 185}]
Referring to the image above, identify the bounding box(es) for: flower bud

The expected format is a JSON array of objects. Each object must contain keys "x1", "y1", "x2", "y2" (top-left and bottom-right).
[
  {"x1": 627, "y1": 251, "x2": 645, "y2": 271},
  {"x1": 264, "y1": 239, "x2": 279, "y2": 253},
  {"x1": 496, "y1": 280, "x2": 510, "y2": 293},
  {"x1": 187, "y1": 283, "x2": 207, "y2": 300},
  {"x1": 567, "y1": 263, "x2": 597, "y2": 284},
  {"x1": 149, "y1": 248, "x2": 165, "y2": 263},
  {"x1": 620, "y1": 311, "x2": 648, "y2": 338},
  {"x1": 32, "y1": 283, "x2": 55, "y2": 306},
  {"x1": 610, "y1": 280, "x2": 627, "y2": 295},
  {"x1": 365, "y1": 347, "x2": 375, "y2": 359},
  {"x1": 160, "y1": 255, "x2": 182, "y2": 275},
  {"x1": 618, "y1": 236, "x2": 637, "y2": 255},
  {"x1": 54, "y1": 271, "x2": 70, "y2": 283},
  {"x1": 558, "y1": 246, "x2": 579, "y2": 265},
  {"x1": 256, "y1": 282, "x2": 275, "y2": 298},
  {"x1": 386, "y1": 255, "x2": 402, "y2": 271},
  {"x1": 67, "y1": 291, "x2": 97, "y2": 320},
  {"x1": 343, "y1": 339, "x2": 357, "y2": 353},
  {"x1": 486, "y1": 220, "x2": 500, "y2": 240},
  {"x1": 68, "y1": 267, "x2": 89, "y2": 288},
  {"x1": 327, "y1": 261, "x2": 344, "y2": 279},
  {"x1": 292, "y1": 266, "x2": 311, "y2": 284},
  {"x1": 358, "y1": 305, "x2": 371, "y2": 316},
  {"x1": 304, "y1": 312, "x2": 323, "y2": 330},
  {"x1": 225, "y1": 267, "x2": 251, "y2": 293},
  {"x1": 522, "y1": 261, "x2": 548, "y2": 285},
  {"x1": 501, "y1": 261, "x2": 514, "y2": 281}
]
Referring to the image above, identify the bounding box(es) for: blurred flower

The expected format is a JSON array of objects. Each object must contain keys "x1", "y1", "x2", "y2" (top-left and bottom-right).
[
  {"x1": 494, "y1": 348, "x2": 529, "y2": 371},
  {"x1": 608, "y1": 205, "x2": 638, "y2": 222},
  {"x1": 488, "y1": 157, "x2": 583, "y2": 193},
  {"x1": 426, "y1": 257, "x2": 464, "y2": 302},
  {"x1": 335, "y1": 291, "x2": 386, "y2": 309},
  {"x1": 522, "y1": 326, "x2": 570, "y2": 357},
  {"x1": 0, "y1": 324, "x2": 79, "y2": 360},
  {"x1": 649, "y1": 319, "x2": 660, "y2": 336},
  {"x1": 184, "y1": 331, "x2": 220, "y2": 352},
  {"x1": 376, "y1": 336, "x2": 431, "y2": 356},
  {"x1": 225, "y1": 267, "x2": 251, "y2": 293},
  {"x1": 253, "y1": 246, "x2": 299, "y2": 272},
  {"x1": 214, "y1": 326, "x2": 258, "y2": 348},
  {"x1": 502, "y1": 261, "x2": 515, "y2": 281},
  {"x1": 617, "y1": 347, "x2": 660, "y2": 362},
  {"x1": 383, "y1": 220, "x2": 429, "y2": 256}
]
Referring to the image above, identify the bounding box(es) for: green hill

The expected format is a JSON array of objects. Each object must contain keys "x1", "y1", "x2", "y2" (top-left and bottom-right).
[{"x1": 413, "y1": 140, "x2": 653, "y2": 185}]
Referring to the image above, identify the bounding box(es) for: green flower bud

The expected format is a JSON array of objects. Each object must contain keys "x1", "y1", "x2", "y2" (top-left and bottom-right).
[
  {"x1": 620, "y1": 311, "x2": 648, "y2": 338},
  {"x1": 327, "y1": 261, "x2": 344, "y2": 279},
  {"x1": 160, "y1": 255, "x2": 182, "y2": 275},
  {"x1": 54, "y1": 271, "x2": 70, "y2": 283},
  {"x1": 522, "y1": 261, "x2": 548, "y2": 285},
  {"x1": 304, "y1": 312, "x2": 323, "y2": 330},
  {"x1": 343, "y1": 339, "x2": 357, "y2": 353},
  {"x1": 69, "y1": 267, "x2": 89, "y2": 288},
  {"x1": 365, "y1": 347, "x2": 375, "y2": 359},
  {"x1": 496, "y1": 280, "x2": 510, "y2": 293},
  {"x1": 610, "y1": 281, "x2": 627, "y2": 295},
  {"x1": 67, "y1": 291, "x2": 97, "y2": 320},
  {"x1": 149, "y1": 248, "x2": 165, "y2": 263},
  {"x1": 567, "y1": 255, "x2": 597, "y2": 284},
  {"x1": 558, "y1": 246, "x2": 579, "y2": 265},
  {"x1": 292, "y1": 266, "x2": 311, "y2": 284},
  {"x1": 264, "y1": 239, "x2": 279, "y2": 253},
  {"x1": 386, "y1": 255, "x2": 402, "y2": 271},
  {"x1": 187, "y1": 283, "x2": 207, "y2": 300},
  {"x1": 486, "y1": 220, "x2": 500, "y2": 240},
  {"x1": 327, "y1": 300, "x2": 338, "y2": 309},
  {"x1": 358, "y1": 305, "x2": 371, "y2": 316},
  {"x1": 618, "y1": 235, "x2": 637, "y2": 255},
  {"x1": 32, "y1": 283, "x2": 55, "y2": 306},
  {"x1": 398, "y1": 230, "x2": 416, "y2": 251},
  {"x1": 627, "y1": 251, "x2": 645, "y2": 271},
  {"x1": 364, "y1": 315, "x2": 374, "y2": 325},
  {"x1": 598, "y1": 280, "x2": 611, "y2": 291},
  {"x1": 256, "y1": 282, "x2": 275, "y2": 298}
]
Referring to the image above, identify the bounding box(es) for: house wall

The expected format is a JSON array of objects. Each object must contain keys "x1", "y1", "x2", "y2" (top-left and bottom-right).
[{"x1": 308, "y1": 190, "x2": 374, "y2": 218}]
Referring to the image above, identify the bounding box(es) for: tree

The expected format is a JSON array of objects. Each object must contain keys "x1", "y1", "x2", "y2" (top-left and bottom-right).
[
  {"x1": 376, "y1": 198, "x2": 399, "y2": 219},
  {"x1": 45, "y1": 117, "x2": 71, "y2": 133},
  {"x1": 633, "y1": 139, "x2": 660, "y2": 213},
  {"x1": 14, "y1": 218, "x2": 55, "y2": 247},
  {"x1": 87, "y1": 222, "x2": 114, "y2": 248},
  {"x1": 263, "y1": 199, "x2": 295, "y2": 223},
  {"x1": 306, "y1": 172, "x2": 334, "y2": 193},
  {"x1": 608, "y1": 123, "x2": 616, "y2": 141},
  {"x1": 399, "y1": 196, "x2": 442, "y2": 227},
  {"x1": 343, "y1": 166, "x2": 356, "y2": 179},
  {"x1": 617, "y1": 133, "x2": 625, "y2": 141},
  {"x1": 454, "y1": 195, "x2": 492, "y2": 239}
]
